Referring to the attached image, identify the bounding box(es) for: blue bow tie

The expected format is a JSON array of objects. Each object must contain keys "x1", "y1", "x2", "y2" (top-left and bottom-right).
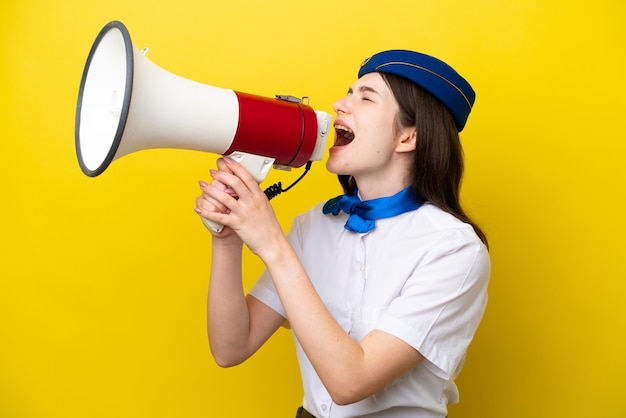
[{"x1": 322, "y1": 187, "x2": 424, "y2": 233}]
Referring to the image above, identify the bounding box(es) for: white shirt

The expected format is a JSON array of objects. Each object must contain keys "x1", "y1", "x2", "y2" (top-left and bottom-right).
[{"x1": 249, "y1": 202, "x2": 490, "y2": 418}]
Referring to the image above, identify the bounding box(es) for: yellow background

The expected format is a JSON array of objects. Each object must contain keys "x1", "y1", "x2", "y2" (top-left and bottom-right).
[{"x1": 1, "y1": 0, "x2": 625, "y2": 417}]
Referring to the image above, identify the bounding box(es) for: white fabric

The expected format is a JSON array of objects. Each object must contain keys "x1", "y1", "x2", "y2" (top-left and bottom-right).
[{"x1": 249, "y1": 202, "x2": 490, "y2": 418}]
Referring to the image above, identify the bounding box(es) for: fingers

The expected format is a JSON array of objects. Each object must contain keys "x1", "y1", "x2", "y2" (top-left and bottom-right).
[
  {"x1": 215, "y1": 157, "x2": 233, "y2": 174},
  {"x1": 220, "y1": 157, "x2": 261, "y2": 196},
  {"x1": 196, "y1": 177, "x2": 234, "y2": 214},
  {"x1": 194, "y1": 156, "x2": 263, "y2": 229}
]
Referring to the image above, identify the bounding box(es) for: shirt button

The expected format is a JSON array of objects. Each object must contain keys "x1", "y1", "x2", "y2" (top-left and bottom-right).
[{"x1": 321, "y1": 404, "x2": 327, "y2": 411}]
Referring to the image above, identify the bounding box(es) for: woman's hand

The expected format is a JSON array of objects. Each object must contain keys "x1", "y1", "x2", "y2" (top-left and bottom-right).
[
  {"x1": 196, "y1": 157, "x2": 284, "y2": 258},
  {"x1": 195, "y1": 158, "x2": 240, "y2": 240}
]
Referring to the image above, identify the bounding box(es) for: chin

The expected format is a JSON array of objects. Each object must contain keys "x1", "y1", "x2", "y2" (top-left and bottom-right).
[
  {"x1": 326, "y1": 147, "x2": 357, "y2": 176},
  {"x1": 325, "y1": 160, "x2": 338, "y2": 175},
  {"x1": 325, "y1": 157, "x2": 345, "y2": 176}
]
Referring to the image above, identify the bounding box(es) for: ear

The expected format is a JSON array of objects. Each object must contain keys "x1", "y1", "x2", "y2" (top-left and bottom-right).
[{"x1": 395, "y1": 128, "x2": 417, "y2": 153}]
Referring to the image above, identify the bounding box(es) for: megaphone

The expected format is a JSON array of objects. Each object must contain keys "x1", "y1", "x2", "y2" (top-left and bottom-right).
[{"x1": 75, "y1": 21, "x2": 332, "y2": 232}]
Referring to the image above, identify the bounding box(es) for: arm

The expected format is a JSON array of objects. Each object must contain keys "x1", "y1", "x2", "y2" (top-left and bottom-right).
[
  {"x1": 206, "y1": 235, "x2": 286, "y2": 367},
  {"x1": 262, "y1": 238, "x2": 424, "y2": 404},
  {"x1": 200, "y1": 158, "x2": 424, "y2": 404},
  {"x1": 197, "y1": 161, "x2": 285, "y2": 367}
]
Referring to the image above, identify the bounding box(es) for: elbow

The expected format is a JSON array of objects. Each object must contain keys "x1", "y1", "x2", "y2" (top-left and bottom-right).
[
  {"x1": 207, "y1": 331, "x2": 254, "y2": 368},
  {"x1": 324, "y1": 368, "x2": 396, "y2": 405},
  {"x1": 329, "y1": 391, "x2": 368, "y2": 406},
  {"x1": 209, "y1": 346, "x2": 248, "y2": 368},
  {"x1": 212, "y1": 355, "x2": 240, "y2": 369},
  {"x1": 330, "y1": 395, "x2": 355, "y2": 407},
  {"x1": 326, "y1": 380, "x2": 372, "y2": 406}
]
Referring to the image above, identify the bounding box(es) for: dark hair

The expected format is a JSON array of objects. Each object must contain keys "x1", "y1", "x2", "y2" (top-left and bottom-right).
[{"x1": 338, "y1": 72, "x2": 488, "y2": 247}]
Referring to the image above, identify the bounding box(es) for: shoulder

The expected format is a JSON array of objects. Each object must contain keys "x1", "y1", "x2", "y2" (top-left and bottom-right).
[
  {"x1": 415, "y1": 204, "x2": 490, "y2": 278},
  {"x1": 381, "y1": 203, "x2": 486, "y2": 247},
  {"x1": 415, "y1": 203, "x2": 477, "y2": 233},
  {"x1": 375, "y1": 203, "x2": 490, "y2": 274}
]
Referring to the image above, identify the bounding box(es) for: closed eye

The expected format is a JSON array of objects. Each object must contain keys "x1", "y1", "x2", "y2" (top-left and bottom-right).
[{"x1": 346, "y1": 86, "x2": 380, "y2": 100}]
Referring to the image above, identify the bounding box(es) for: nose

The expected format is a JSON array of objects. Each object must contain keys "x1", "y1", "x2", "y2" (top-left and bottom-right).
[{"x1": 333, "y1": 96, "x2": 349, "y2": 115}]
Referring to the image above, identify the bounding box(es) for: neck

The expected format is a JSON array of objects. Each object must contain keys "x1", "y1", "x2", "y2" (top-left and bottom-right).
[
  {"x1": 351, "y1": 154, "x2": 413, "y2": 201},
  {"x1": 352, "y1": 176, "x2": 412, "y2": 201}
]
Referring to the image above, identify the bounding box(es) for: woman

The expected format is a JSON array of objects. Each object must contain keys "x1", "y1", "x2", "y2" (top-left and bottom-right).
[{"x1": 195, "y1": 50, "x2": 490, "y2": 418}]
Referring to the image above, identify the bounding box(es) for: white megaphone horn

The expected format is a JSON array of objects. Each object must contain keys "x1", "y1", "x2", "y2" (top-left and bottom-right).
[{"x1": 75, "y1": 21, "x2": 332, "y2": 233}]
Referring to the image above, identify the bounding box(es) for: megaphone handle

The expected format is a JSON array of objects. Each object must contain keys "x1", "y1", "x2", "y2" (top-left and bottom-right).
[
  {"x1": 200, "y1": 152, "x2": 276, "y2": 234},
  {"x1": 202, "y1": 218, "x2": 225, "y2": 234}
]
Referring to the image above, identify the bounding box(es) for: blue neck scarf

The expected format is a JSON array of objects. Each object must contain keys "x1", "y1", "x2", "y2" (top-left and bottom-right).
[{"x1": 322, "y1": 187, "x2": 424, "y2": 233}]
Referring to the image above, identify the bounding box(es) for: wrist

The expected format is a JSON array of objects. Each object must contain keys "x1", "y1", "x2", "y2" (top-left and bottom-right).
[
  {"x1": 256, "y1": 233, "x2": 292, "y2": 265},
  {"x1": 212, "y1": 233, "x2": 243, "y2": 249}
]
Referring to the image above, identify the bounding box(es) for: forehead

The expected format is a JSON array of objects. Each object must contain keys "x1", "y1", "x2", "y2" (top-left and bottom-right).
[{"x1": 350, "y1": 72, "x2": 390, "y2": 93}]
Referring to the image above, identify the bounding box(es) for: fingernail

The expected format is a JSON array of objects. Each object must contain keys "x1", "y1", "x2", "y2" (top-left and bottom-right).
[{"x1": 194, "y1": 207, "x2": 202, "y2": 214}]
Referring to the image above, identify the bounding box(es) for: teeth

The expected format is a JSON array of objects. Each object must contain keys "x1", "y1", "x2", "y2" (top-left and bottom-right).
[
  {"x1": 334, "y1": 124, "x2": 355, "y2": 142},
  {"x1": 334, "y1": 124, "x2": 353, "y2": 134}
]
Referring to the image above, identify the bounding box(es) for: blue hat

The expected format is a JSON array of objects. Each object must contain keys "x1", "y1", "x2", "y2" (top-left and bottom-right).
[{"x1": 358, "y1": 50, "x2": 475, "y2": 131}]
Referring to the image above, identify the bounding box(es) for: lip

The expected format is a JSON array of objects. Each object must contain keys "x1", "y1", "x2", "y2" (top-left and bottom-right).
[
  {"x1": 334, "y1": 119, "x2": 352, "y2": 131},
  {"x1": 331, "y1": 119, "x2": 354, "y2": 150}
]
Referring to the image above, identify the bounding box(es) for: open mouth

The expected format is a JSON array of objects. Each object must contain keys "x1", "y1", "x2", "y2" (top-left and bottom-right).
[{"x1": 334, "y1": 124, "x2": 355, "y2": 146}]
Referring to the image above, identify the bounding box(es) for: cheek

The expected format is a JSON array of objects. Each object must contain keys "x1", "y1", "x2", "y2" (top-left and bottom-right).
[
  {"x1": 366, "y1": 126, "x2": 397, "y2": 156},
  {"x1": 367, "y1": 114, "x2": 396, "y2": 140}
]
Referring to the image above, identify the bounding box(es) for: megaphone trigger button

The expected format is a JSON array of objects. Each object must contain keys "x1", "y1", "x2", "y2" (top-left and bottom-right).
[
  {"x1": 229, "y1": 153, "x2": 244, "y2": 163},
  {"x1": 321, "y1": 118, "x2": 330, "y2": 135}
]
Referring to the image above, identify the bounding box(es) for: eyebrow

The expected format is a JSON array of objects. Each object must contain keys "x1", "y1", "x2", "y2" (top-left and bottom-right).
[{"x1": 347, "y1": 85, "x2": 381, "y2": 95}]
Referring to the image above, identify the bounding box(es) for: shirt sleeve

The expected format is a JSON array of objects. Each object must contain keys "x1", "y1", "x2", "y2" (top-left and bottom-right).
[
  {"x1": 248, "y1": 268, "x2": 286, "y2": 318},
  {"x1": 375, "y1": 232, "x2": 490, "y2": 380}
]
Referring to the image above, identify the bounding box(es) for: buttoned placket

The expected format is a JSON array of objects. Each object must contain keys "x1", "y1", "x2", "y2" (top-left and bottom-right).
[
  {"x1": 347, "y1": 232, "x2": 368, "y2": 338},
  {"x1": 324, "y1": 232, "x2": 370, "y2": 418}
]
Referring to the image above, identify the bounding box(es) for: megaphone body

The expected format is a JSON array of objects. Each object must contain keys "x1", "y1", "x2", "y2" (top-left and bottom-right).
[{"x1": 75, "y1": 21, "x2": 332, "y2": 232}]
